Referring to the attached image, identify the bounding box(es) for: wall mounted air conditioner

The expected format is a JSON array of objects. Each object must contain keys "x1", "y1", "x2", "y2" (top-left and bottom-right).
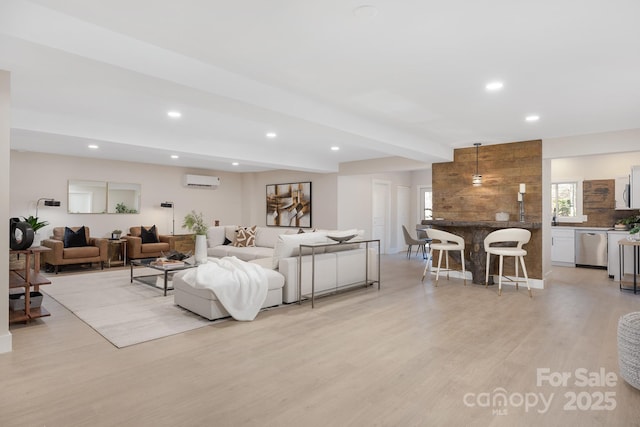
[{"x1": 184, "y1": 174, "x2": 220, "y2": 189}]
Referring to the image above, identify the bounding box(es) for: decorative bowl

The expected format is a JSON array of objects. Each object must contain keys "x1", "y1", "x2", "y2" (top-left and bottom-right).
[
  {"x1": 328, "y1": 234, "x2": 357, "y2": 243},
  {"x1": 495, "y1": 212, "x2": 509, "y2": 221}
]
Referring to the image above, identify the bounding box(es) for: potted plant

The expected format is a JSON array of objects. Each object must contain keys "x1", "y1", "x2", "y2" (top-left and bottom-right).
[
  {"x1": 22, "y1": 215, "x2": 49, "y2": 233},
  {"x1": 630, "y1": 225, "x2": 640, "y2": 241},
  {"x1": 111, "y1": 229, "x2": 122, "y2": 240},
  {"x1": 182, "y1": 211, "x2": 208, "y2": 235},
  {"x1": 22, "y1": 215, "x2": 49, "y2": 246},
  {"x1": 182, "y1": 211, "x2": 209, "y2": 263},
  {"x1": 621, "y1": 214, "x2": 640, "y2": 229}
]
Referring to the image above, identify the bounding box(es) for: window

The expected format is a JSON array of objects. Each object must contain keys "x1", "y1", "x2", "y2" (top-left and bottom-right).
[
  {"x1": 420, "y1": 188, "x2": 432, "y2": 220},
  {"x1": 551, "y1": 182, "x2": 577, "y2": 217},
  {"x1": 551, "y1": 181, "x2": 585, "y2": 223}
]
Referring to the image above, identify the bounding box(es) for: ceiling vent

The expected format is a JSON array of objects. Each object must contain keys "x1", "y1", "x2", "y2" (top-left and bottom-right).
[{"x1": 184, "y1": 174, "x2": 220, "y2": 189}]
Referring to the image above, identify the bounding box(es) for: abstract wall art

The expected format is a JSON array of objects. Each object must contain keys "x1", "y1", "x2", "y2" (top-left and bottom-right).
[{"x1": 266, "y1": 182, "x2": 312, "y2": 228}]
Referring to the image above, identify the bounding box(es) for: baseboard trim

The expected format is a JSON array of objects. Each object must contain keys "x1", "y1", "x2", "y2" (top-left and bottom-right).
[
  {"x1": 0, "y1": 331, "x2": 13, "y2": 354},
  {"x1": 429, "y1": 270, "x2": 545, "y2": 289}
]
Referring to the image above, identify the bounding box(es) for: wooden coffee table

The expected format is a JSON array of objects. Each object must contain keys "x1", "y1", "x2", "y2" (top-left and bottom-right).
[{"x1": 130, "y1": 258, "x2": 197, "y2": 296}]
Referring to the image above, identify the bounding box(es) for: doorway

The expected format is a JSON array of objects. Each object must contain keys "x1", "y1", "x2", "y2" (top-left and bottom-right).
[{"x1": 372, "y1": 180, "x2": 391, "y2": 254}]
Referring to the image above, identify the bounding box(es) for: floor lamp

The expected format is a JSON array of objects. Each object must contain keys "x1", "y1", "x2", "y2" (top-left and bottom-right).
[
  {"x1": 161, "y1": 202, "x2": 175, "y2": 235},
  {"x1": 35, "y1": 197, "x2": 61, "y2": 218}
]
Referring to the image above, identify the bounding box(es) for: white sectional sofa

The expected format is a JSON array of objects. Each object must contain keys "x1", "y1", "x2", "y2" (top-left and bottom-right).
[
  {"x1": 206, "y1": 225, "x2": 294, "y2": 261},
  {"x1": 174, "y1": 226, "x2": 378, "y2": 315}
]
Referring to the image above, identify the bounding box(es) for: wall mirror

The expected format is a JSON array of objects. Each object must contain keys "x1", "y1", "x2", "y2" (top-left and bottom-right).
[
  {"x1": 68, "y1": 180, "x2": 140, "y2": 214},
  {"x1": 68, "y1": 180, "x2": 107, "y2": 213},
  {"x1": 107, "y1": 182, "x2": 141, "y2": 213}
]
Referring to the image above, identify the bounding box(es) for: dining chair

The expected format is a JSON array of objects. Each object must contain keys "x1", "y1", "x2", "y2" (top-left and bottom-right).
[
  {"x1": 402, "y1": 225, "x2": 429, "y2": 259},
  {"x1": 484, "y1": 228, "x2": 532, "y2": 297},
  {"x1": 422, "y1": 229, "x2": 466, "y2": 285}
]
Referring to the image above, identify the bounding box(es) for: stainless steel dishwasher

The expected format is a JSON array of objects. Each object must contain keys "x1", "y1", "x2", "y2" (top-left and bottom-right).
[{"x1": 574, "y1": 229, "x2": 608, "y2": 268}]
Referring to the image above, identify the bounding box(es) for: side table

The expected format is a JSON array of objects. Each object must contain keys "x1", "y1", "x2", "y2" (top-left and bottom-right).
[
  {"x1": 107, "y1": 239, "x2": 127, "y2": 267},
  {"x1": 618, "y1": 238, "x2": 640, "y2": 294},
  {"x1": 170, "y1": 234, "x2": 195, "y2": 254}
]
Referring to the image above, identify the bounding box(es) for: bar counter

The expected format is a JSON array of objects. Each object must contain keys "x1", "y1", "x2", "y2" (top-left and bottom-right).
[
  {"x1": 423, "y1": 220, "x2": 542, "y2": 229},
  {"x1": 422, "y1": 219, "x2": 542, "y2": 284}
]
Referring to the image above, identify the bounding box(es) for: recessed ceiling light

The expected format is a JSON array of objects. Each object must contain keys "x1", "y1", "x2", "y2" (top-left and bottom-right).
[
  {"x1": 525, "y1": 115, "x2": 540, "y2": 122},
  {"x1": 232, "y1": 162, "x2": 239, "y2": 166},
  {"x1": 170, "y1": 155, "x2": 179, "y2": 159},
  {"x1": 266, "y1": 132, "x2": 277, "y2": 139},
  {"x1": 331, "y1": 146, "x2": 340, "y2": 151},
  {"x1": 167, "y1": 111, "x2": 182, "y2": 118},
  {"x1": 88, "y1": 144, "x2": 99, "y2": 149},
  {"x1": 485, "y1": 81, "x2": 504, "y2": 91}
]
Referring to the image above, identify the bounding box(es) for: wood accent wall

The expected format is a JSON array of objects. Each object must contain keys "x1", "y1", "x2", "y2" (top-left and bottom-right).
[
  {"x1": 432, "y1": 140, "x2": 543, "y2": 280},
  {"x1": 432, "y1": 140, "x2": 542, "y2": 222}
]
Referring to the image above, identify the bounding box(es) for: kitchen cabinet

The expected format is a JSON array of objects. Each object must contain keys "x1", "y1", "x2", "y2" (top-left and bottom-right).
[
  {"x1": 607, "y1": 230, "x2": 635, "y2": 280},
  {"x1": 551, "y1": 228, "x2": 575, "y2": 266},
  {"x1": 615, "y1": 175, "x2": 631, "y2": 209},
  {"x1": 632, "y1": 165, "x2": 640, "y2": 209}
]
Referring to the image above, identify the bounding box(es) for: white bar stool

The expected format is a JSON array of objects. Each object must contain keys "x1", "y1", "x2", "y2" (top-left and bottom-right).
[
  {"x1": 484, "y1": 228, "x2": 532, "y2": 297},
  {"x1": 421, "y1": 229, "x2": 466, "y2": 286}
]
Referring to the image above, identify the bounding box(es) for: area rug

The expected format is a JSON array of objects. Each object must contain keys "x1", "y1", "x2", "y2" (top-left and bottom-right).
[{"x1": 43, "y1": 268, "x2": 215, "y2": 348}]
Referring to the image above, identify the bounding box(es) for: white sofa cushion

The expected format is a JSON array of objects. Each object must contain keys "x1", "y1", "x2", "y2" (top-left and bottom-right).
[
  {"x1": 255, "y1": 227, "x2": 284, "y2": 248},
  {"x1": 271, "y1": 231, "x2": 328, "y2": 269},
  {"x1": 224, "y1": 226, "x2": 237, "y2": 243},
  {"x1": 207, "y1": 226, "x2": 226, "y2": 248},
  {"x1": 173, "y1": 267, "x2": 284, "y2": 320},
  {"x1": 208, "y1": 246, "x2": 274, "y2": 261}
]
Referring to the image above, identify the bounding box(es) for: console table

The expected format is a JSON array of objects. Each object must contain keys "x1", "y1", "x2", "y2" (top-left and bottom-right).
[
  {"x1": 298, "y1": 239, "x2": 380, "y2": 308},
  {"x1": 9, "y1": 246, "x2": 52, "y2": 323}
]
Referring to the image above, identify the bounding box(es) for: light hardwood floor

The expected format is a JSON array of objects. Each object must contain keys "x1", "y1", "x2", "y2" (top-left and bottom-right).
[{"x1": 1, "y1": 255, "x2": 639, "y2": 427}]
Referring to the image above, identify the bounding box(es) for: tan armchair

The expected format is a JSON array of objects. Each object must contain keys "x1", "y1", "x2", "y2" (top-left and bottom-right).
[
  {"x1": 124, "y1": 226, "x2": 172, "y2": 261},
  {"x1": 42, "y1": 226, "x2": 108, "y2": 274}
]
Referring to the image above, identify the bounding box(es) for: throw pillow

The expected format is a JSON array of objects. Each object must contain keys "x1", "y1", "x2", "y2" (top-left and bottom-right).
[
  {"x1": 206, "y1": 226, "x2": 226, "y2": 248},
  {"x1": 63, "y1": 226, "x2": 88, "y2": 248},
  {"x1": 141, "y1": 225, "x2": 159, "y2": 244},
  {"x1": 271, "y1": 231, "x2": 328, "y2": 269},
  {"x1": 234, "y1": 226, "x2": 257, "y2": 247}
]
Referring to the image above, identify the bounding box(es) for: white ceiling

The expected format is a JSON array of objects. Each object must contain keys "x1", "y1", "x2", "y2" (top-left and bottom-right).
[{"x1": 2, "y1": 0, "x2": 639, "y2": 173}]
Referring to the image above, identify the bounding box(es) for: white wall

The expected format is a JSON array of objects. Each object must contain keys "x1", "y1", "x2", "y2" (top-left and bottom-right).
[
  {"x1": 337, "y1": 171, "x2": 413, "y2": 253},
  {"x1": 10, "y1": 151, "x2": 245, "y2": 238},
  {"x1": 1, "y1": 71, "x2": 11, "y2": 353},
  {"x1": 543, "y1": 128, "x2": 640, "y2": 159},
  {"x1": 551, "y1": 151, "x2": 640, "y2": 181},
  {"x1": 9, "y1": 152, "x2": 347, "y2": 237},
  {"x1": 241, "y1": 171, "x2": 338, "y2": 230}
]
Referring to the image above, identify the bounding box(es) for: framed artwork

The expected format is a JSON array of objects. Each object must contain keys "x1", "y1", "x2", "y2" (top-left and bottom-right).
[{"x1": 266, "y1": 182, "x2": 312, "y2": 228}]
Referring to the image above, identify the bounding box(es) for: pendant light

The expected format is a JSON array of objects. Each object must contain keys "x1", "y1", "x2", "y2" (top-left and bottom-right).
[{"x1": 472, "y1": 143, "x2": 482, "y2": 186}]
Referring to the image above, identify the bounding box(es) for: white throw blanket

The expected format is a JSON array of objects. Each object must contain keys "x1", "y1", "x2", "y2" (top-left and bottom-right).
[{"x1": 180, "y1": 257, "x2": 268, "y2": 321}]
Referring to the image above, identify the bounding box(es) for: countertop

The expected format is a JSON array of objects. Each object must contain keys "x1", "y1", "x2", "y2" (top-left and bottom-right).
[
  {"x1": 552, "y1": 226, "x2": 614, "y2": 231},
  {"x1": 423, "y1": 220, "x2": 542, "y2": 229}
]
